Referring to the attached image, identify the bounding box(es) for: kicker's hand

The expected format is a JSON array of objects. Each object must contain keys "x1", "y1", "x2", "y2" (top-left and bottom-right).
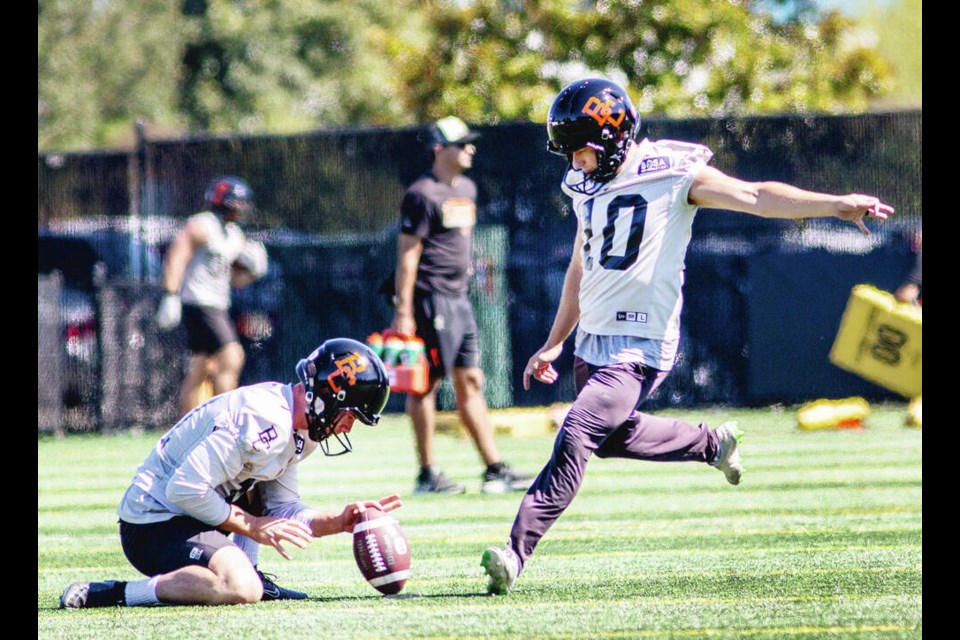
[
  {"x1": 523, "y1": 344, "x2": 563, "y2": 390},
  {"x1": 836, "y1": 194, "x2": 894, "y2": 236}
]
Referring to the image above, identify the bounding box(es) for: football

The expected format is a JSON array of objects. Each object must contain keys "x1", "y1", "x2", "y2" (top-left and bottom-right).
[{"x1": 352, "y1": 508, "x2": 411, "y2": 595}]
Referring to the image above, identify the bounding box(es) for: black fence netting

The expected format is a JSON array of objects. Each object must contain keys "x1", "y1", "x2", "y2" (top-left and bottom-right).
[{"x1": 38, "y1": 112, "x2": 921, "y2": 432}]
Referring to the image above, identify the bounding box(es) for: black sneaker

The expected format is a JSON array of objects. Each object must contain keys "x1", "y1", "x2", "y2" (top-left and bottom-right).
[
  {"x1": 258, "y1": 571, "x2": 307, "y2": 601},
  {"x1": 481, "y1": 462, "x2": 534, "y2": 494},
  {"x1": 60, "y1": 582, "x2": 90, "y2": 609},
  {"x1": 59, "y1": 580, "x2": 125, "y2": 609},
  {"x1": 415, "y1": 467, "x2": 466, "y2": 494}
]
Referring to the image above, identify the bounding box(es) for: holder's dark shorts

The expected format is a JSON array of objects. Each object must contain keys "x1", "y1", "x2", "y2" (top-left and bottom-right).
[{"x1": 120, "y1": 517, "x2": 234, "y2": 577}]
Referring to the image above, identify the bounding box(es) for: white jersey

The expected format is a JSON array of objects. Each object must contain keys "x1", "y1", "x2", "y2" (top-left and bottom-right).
[
  {"x1": 118, "y1": 382, "x2": 318, "y2": 526},
  {"x1": 180, "y1": 211, "x2": 246, "y2": 309},
  {"x1": 563, "y1": 139, "x2": 712, "y2": 341}
]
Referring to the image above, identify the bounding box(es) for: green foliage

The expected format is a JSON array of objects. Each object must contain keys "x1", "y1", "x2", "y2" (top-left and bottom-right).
[
  {"x1": 858, "y1": 0, "x2": 922, "y2": 108},
  {"x1": 408, "y1": 0, "x2": 892, "y2": 123},
  {"x1": 38, "y1": 0, "x2": 186, "y2": 150},
  {"x1": 39, "y1": 0, "x2": 896, "y2": 151},
  {"x1": 39, "y1": 404, "x2": 921, "y2": 638},
  {"x1": 178, "y1": 0, "x2": 428, "y2": 134}
]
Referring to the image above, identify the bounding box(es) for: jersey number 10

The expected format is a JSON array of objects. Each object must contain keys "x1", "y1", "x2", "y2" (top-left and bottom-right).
[{"x1": 582, "y1": 194, "x2": 649, "y2": 271}]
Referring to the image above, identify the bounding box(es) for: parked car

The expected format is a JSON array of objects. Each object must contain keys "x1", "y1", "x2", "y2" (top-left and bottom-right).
[{"x1": 37, "y1": 234, "x2": 103, "y2": 416}]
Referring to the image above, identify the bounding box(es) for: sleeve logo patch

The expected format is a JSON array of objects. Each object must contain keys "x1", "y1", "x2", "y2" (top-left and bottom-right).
[
  {"x1": 254, "y1": 426, "x2": 279, "y2": 451},
  {"x1": 638, "y1": 157, "x2": 670, "y2": 174},
  {"x1": 616, "y1": 311, "x2": 648, "y2": 323},
  {"x1": 293, "y1": 432, "x2": 305, "y2": 455}
]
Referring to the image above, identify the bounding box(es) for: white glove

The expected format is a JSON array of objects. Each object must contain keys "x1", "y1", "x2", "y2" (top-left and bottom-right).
[
  {"x1": 156, "y1": 293, "x2": 182, "y2": 331},
  {"x1": 234, "y1": 240, "x2": 268, "y2": 280}
]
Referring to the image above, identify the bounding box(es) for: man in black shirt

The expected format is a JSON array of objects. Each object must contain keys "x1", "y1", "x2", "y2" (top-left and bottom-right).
[{"x1": 391, "y1": 116, "x2": 531, "y2": 495}]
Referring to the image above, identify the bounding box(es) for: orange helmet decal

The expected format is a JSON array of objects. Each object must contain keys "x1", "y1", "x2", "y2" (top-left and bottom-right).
[
  {"x1": 581, "y1": 96, "x2": 626, "y2": 128},
  {"x1": 327, "y1": 353, "x2": 368, "y2": 393}
]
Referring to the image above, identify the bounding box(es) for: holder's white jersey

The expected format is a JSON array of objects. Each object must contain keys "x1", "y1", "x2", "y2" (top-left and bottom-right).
[
  {"x1": 118, "y1": 382, "x2": 318, "y2": 526},
  {"x1": 180, "y1": 211, "x2": 246, "y2": 309},
  {"x1": 563, "y1": 139, "x2": 712, "y2": 341}
]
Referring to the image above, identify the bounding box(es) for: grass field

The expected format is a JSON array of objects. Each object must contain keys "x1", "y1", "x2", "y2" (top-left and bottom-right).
[{"x1": 38, "y1": 404, "x2": 922, "y2": 639}]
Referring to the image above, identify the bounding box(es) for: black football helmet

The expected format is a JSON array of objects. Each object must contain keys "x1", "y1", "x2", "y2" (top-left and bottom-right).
[
  {"x1": 546, "y1": 78, "x2": 640, "y2": 194},
  {"x1": 204, "y1": 176, "x2": 254, "y2": 223},
  {"x1": 295, "y1": 338, "x2": 390, "y2": 456}
]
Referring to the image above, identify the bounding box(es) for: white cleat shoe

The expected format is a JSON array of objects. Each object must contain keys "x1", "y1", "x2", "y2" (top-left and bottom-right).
[
  {"x1": 710, "y1": 422, "x2": 744, "y2": 486},
  {"x1": 481, "y1": 546, "x2": 519, "y2": 595}
]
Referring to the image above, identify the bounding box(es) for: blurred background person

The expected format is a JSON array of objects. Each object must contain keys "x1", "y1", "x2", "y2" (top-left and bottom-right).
[
  {"x1": 391, "y1": 116, "x2": 532, "y2": 495},
  {"x1": 156, "y1": 176, "x2": 268, "y2": 417},
  {"x1": 894, "y1": 227, "x2": 922, "y2": 306}
]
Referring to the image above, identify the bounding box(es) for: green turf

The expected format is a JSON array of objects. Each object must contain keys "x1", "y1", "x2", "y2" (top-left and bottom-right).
[{"x1": 38, "y1": 404, "x2": 921, "y2": 639}]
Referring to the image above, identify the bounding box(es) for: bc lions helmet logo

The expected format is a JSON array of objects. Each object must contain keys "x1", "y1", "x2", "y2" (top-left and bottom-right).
[
  {"x1": 327, "y1": 353, "x2": 368, "y2": 393},
  {"x1": 581, "y1": 96, "x2": 626, "y2": 128}
]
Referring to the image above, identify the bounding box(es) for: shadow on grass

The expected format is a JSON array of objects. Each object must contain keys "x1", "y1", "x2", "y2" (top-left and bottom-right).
[{"x1": 308, "y1": 591, "x2": 493, "y2": 603}]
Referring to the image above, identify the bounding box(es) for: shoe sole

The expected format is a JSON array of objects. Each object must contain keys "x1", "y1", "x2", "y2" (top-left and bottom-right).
[
  {"x1": 481, "y1": 480, "x2": 533, "y2": 494},
  {"x1": 481, "y1": 480, "x2": 508, "y2": 494},
  {"x1": 480, "y1": 548, "x2": 514, "y2": 595},
  {"x1": 716, "y1": 424, "x2": 744, "y2": 486},
  {"x1": 414, "y1": 487, "x2": 467, "y2": 495}
]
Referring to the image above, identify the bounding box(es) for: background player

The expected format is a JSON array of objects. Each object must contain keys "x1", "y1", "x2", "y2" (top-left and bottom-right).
[
  {"x1": 60, "y1": 338, "x2": 397, "y2": 608},
  {"x1": 481, "y1": 78, "x2": 894, "y2": 594},
  {"x1": 391, "y1": 116, "x2": 531, "y2": 495},
  {"x1": 894, "y1": 227, "x2": 922, "y2": 305},
  {"x1": 156, "y1": 176, "x2": 269, "y2": 417}
]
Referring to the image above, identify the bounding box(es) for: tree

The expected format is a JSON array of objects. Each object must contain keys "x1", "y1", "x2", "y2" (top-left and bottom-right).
[
  {"x1": 858, "y1": 0, "x2": 921, "y2": 108},
  {"x1": 178, "y1": 0, "x2": 430, "y2": 134},
  {"x1": 39, "y1": 0, "x2": 895, "y2": 151},
  {"x1": 401, "y1": 0, "x2": 892, "y2": 124},
  {"x1": 38, "y1": 0, "x2": 186, "y2": 150}
]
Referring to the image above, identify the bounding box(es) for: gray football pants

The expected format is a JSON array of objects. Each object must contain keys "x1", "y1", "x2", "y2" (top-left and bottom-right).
[{"x1": 508, "y1": 357, "x2": 720, "y2": 571}]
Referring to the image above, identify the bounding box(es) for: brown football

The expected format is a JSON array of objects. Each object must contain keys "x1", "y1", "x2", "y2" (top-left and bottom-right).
[{"x1": 352, "y1": 508, "x2": 411, "y2": 595}]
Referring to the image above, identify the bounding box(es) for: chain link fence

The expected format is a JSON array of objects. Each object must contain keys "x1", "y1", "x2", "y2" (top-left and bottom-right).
[{"x1": 38, "y1": 112, "x2": 922, "y2": 432}]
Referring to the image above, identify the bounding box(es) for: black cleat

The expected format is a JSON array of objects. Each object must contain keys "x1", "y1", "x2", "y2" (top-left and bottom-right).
[
  {"x1": 481, "y1": 462, "x2": 534, "y2": 494},
  {"x1": 415, "y1": 467, "x2": 466, "y2": 494},
  {"x1": 59, "y1": 582, "x2": 90, "y2": 609},
  {"x1": 258, "y1": 571, "x2": 307, "y2": 601},
  {"x1": 59, "y1": 580, "x2": 125, "y2": 609}
]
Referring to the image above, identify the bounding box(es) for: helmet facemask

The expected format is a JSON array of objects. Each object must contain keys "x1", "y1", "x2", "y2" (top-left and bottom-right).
[
  {"x1": 552, "y1": 133, "x2": 631, "y2": 196},
  {"x1": 296, "y1": 357, "x2": 352, "y2": 456}
]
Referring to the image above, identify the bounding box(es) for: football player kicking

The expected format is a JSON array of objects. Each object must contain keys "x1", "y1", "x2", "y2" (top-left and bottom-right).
[
  {"x1": 60, "y1": 338, "x2": 400, "y2": 608},
  {"x1": 481, "y1": 78, "x2": 894, "y2": 595}
]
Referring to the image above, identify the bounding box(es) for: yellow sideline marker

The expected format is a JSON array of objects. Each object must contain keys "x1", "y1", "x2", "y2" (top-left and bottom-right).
[
  {"x1": 906, "y1": 395, "x2": 922, "y2": 428},
  {"x1": 433, "y1": 404, "x2": 571, "y2": 438},
  {"x1": 797, "y1": 397, "x2": 870, "y2": 431},
  {"x1": 829, "y1": 284, "x2": 922, "y2": 398}
]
